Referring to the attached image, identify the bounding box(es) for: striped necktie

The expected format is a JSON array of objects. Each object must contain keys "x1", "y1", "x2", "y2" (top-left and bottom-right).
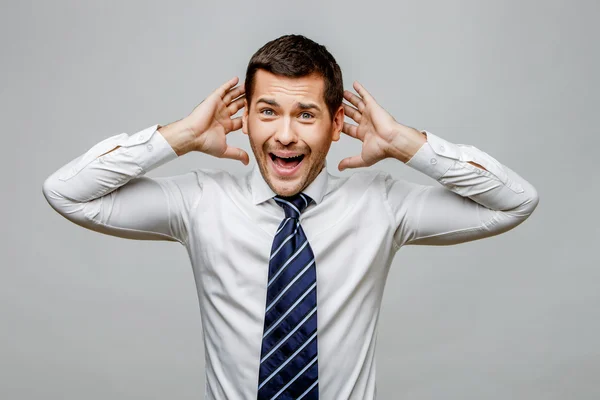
[{"x1": 257, "y1": 192, "x2": 319, "y2": 400}]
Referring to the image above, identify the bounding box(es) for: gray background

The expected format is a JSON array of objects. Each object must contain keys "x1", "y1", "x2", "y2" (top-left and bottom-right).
[{"x1": 2, "y1": 0, "x2": 599, "y2": 398}]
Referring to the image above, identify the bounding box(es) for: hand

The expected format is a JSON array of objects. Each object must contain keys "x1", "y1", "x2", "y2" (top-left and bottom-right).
[
  {"x1": 339, "y1": 81, "x2": 425, "y2": 171},
  {"x1": 183, "y1": 76, "x2": 249, "y2": 165}
]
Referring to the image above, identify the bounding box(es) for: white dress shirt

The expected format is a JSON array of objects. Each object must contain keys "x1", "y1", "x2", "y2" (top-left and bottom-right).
[{"x1": 42, "y1": 124, "x2": 539, "y2": 399}]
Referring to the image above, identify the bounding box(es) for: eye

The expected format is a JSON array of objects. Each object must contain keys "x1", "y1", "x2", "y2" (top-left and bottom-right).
[
  {"x1": 300, "y1": 112, "x2": 314, "y2": 119},
  {"x1": 260, "y1": 108, "x2": 274, "y2": 116}
]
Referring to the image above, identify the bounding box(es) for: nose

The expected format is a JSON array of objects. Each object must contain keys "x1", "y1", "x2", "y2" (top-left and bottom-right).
[{"x1": 274, "y1": 118, "x2": 298, "y2": 146}]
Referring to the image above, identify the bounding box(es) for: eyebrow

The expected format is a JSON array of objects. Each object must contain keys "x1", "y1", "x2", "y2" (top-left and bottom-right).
[{"x1": 256, "y1": 97, "x2": 322, "y2": 112}]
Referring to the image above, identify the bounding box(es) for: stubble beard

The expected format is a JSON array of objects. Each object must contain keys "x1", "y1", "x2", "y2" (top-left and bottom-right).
[{"x1": 248, "y1": 134, "x2": 326, "y2": 198}]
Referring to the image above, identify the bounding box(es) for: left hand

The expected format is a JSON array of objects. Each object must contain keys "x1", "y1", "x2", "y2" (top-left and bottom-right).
[{"x1": 339, "y1": 81, "x2": 424, "y2": 171}]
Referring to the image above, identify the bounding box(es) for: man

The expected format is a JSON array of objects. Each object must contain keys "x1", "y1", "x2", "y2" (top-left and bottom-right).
[{"x1": 43, "y1": 34, "x2": 539, "y2": 399}]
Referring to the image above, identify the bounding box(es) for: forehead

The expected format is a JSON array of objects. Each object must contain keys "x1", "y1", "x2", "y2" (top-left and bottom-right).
[{"x1": 252, "y1": 69, "x2": 325, "y2": 105}]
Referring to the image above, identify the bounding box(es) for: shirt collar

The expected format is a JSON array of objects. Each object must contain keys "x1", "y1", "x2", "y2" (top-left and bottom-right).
[{"x1": 251, "y1": 159, "x2": 329, "y2": 205}]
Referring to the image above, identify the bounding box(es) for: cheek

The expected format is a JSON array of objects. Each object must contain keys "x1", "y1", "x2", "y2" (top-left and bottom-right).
[
  {"x1": 247, "y1": 120, "x2": 269, "y2": 150},
  {"x1": 313, "y1": 141, "x2": 332, "y2": 156},
  {"x1": 304, "y1": 130, "x2": 332, "y2": 153}
]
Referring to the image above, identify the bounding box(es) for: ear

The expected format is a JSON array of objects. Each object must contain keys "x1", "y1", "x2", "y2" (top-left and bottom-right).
[
  {"x1": 331, "y1": 105, "x2": 344, "y2": 142},
  {"x1": 241, "y1": 99, "x2": 249, "y2": 135}
]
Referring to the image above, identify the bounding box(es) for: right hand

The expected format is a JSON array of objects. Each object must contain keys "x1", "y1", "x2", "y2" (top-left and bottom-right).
[{"x1": 183, "y1": 76, "x2": 249, "y2": 165}]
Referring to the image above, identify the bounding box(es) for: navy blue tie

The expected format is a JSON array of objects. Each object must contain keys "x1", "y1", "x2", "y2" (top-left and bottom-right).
[{"x1": 257, "y1": 193, "x2": 319, "y2": 400}]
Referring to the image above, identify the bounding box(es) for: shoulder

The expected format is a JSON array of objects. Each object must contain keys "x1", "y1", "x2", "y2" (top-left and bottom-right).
[
  {"x1": 191, "y1": 168, "x2": 251, "y2": 197},
  {"x1": 336, "y1": 168, "x2": 393, "y2": 186},
  {"x1": 330, "y1": 168, "x2": 428, "y2": 202},
  {"x1": 326, "y1": 169, "x2": 389, "y2": 198},
  {"x1": 152, "y1": 168, "x2": 230, "y2": 187},
  {"x1": 152, "y1": 167, "x2": 242, "y2": 197},
  {"x1": 189, "y1": 167, "x2": 235, "y2": 183}
]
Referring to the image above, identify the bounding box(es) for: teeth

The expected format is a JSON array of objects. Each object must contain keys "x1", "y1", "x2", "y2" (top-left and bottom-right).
[{"x1": 273, "y1": 154, "x2": 303, "y2": 160}]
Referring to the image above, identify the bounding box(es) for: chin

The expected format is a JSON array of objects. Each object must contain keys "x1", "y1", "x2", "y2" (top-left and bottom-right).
[
  {"x1": 272, "y1": 184, "x2": 303, "y2": 197},
  {"x1": 267, "y1": 173, "x2": 306, "y2": 198},
  {"x1": 263, "y1": 153, "x2": 309, "y2": 197}
]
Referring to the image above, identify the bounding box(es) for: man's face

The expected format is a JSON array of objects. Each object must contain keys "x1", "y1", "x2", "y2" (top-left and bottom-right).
[{"x1": 242, "y1": 69, "x2": 344, "y2": 197}]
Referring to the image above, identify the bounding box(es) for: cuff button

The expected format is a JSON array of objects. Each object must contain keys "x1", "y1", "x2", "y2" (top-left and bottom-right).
[
  {"x1": 430, "y1": 158, "x2": 437, "y2": 165},
  {"x1": 147, "y1": 144, "x2": 153, "y2": 151}
]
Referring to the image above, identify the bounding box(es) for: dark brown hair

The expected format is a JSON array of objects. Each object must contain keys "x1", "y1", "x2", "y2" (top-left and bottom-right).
[{"x1": 244, "y1": 34, "x2": 343, "y2": 121}]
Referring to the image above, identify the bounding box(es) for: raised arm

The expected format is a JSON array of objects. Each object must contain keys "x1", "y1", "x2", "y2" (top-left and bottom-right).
[
  {"x1": 384, "y1": 131, "x2": 539, "y2": 247},
  {"x1": 43, "y1": 122, "x2": 190, "y2": 244},
  {"x1": 42, "y1": 77, "x2": 249, "y2": 244},
  {"x1": 340, "y1": 81, "x2": 539, "y2": 248}
]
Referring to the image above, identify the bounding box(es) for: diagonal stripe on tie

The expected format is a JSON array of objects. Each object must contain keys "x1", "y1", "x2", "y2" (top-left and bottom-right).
[
  {"x1": 268, "y1": 240, "x2": 310, "y2": 288},
  {"x1": 266, "y1": 258, "x2": 315, "y2": 313},
  {"x1": 257, "y1": 193, "x2": 319, "y2": 400},
  {"x1": 267, "y1": 242, "x2": 312, "y2": 300}
]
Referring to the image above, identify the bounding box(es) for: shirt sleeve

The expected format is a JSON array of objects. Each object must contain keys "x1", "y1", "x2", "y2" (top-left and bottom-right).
[
  {"x1": 42, "y1": 124, "x2": 197, "y2": 245},
  {"x1": 384, "y1": 130, "x2": 540, "y2": 248}
]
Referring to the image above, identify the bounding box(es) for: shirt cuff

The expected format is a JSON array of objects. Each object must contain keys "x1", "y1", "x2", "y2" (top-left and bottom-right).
[
  {"x1": 405, "y1": 130, "x2": 458, "y2": 180},
  {"x1": 118, "y1": 124, "x2": 179, "y2": 172}
]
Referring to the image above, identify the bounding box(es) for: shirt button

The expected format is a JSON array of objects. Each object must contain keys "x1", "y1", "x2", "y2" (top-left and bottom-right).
[
  {"x1": 430, "y1": 158, "x2": 437, "y2": 165},
  {"x1": 439, "y1": 145, "x2": 445, "y2": 151},
  {"x1": 98, "y1": 157, "x2": 104, "y2": 163},
  {"x1": 146, "y1": 143, "x2": 153, "y2": 152},
  {"x1": 476, "y1": 168, "x2": 482, "y2": 174}
]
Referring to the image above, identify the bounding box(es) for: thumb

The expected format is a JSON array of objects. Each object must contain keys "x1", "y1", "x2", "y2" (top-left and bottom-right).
[
  {"x1": 221, "y1": 146, "x2": 250, "y2": 165},
  {"x1": 338, "y1": 155, "x2": 367, "y2": 171}
]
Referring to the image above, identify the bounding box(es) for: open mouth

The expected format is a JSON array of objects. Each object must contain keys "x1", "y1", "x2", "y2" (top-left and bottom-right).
[{"x1": 269, "y1": 153, "x2": 305, "y2": 169}]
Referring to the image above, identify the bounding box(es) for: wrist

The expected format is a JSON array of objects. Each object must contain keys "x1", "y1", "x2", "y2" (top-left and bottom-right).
[
  {"x1": 389, "y1": 125, "x2": 427, "y2": 163},
  {"x1": 158, "y1": 119, "x2": 196, "y2": 157}
]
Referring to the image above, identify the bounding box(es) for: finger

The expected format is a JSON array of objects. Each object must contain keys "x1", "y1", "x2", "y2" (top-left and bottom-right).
[
  {"x1": 342, "y1": 122, "x2": 359, "y2": 139},
  {"x1": 227, "y1": 96, "x2": 246, "y2": 115},
  {"x1": 338, "y1": 155, "x2": 368, "y2": 171},
  {"x1": 216, "y1": 77, "x2": 239, "y2": 98},
  {"x1": 229, "y1": 116, "x2": 243, "y2": 132},
  {"x1": 344, "y1": 90, "x2": 365, "y2": 113},
  {"x1": 223, "y1": 85, "x2": 245, "y2": 104},
  {"x1": 342, "y1": 102, "x2": 361, "y2": 123},
  {"x1": 221, "y1": 145, "x2": 250, "y2": 165},
  {"x1": 353, "y1": 81, "x2": 374, "y2": 103}
]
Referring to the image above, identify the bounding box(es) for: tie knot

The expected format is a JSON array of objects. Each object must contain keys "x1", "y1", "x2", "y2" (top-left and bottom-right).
[{"x1": 273, "y1": 193, "x2": 313, "y2": 219}]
